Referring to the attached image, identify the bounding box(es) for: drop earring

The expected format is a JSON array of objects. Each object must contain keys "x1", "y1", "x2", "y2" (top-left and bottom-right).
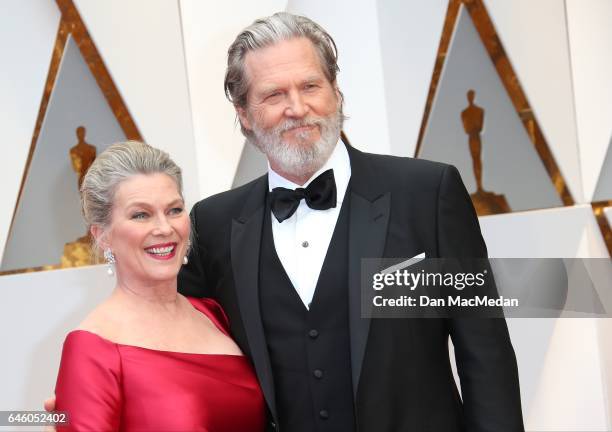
[
  {"x1": 183, "y1": 240, "x2": 191, "y2": 265},
  {"x1": 104, "y1": 248, "x2": 115, "y2": 276}
]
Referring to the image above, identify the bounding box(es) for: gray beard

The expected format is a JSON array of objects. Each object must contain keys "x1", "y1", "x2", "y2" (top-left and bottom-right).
[{"x1": 248, "y1": 108, "x2": 343, "y2": 180}]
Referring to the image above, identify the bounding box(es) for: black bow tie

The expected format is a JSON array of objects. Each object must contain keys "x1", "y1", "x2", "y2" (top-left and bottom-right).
[{"x1": 270, "y1": 169, "x2": 337, "y2": 223}]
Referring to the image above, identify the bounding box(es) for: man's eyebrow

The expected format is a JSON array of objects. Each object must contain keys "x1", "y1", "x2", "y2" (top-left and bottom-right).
[
  {"x1": 257, "y1": 76, "x2": 324, "y2": 95},
  {"x1": 303, "y1": 75, "x2": 323, "y2": 83},
  {"x1": 259, "y1": 86, "x2": 281, "y2": 96}
]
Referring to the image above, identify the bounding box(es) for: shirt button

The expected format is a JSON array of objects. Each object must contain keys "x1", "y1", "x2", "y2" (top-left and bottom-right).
[
  {"x1": 302, "y1": 241, "x2": 309, "y2": 248},
  {"x1": 319, "y1": 409, "x2": 329, "y2": 419},
  {"x1": 313, "y1": 369, "x2": 324, "y2": 379},
  {"x1": 308, "y1": 329, "x2": 319, "y2": 339}
]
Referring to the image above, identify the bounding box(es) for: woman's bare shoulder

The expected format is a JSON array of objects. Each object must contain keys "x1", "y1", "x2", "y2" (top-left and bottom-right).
[{"x1": 75, "y1": 297, "x2": 125, "y2": 341}]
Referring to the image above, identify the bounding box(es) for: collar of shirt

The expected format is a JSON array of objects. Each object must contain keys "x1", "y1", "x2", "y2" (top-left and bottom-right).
[{"x1": 267, "y1": 140, "x2": 351, "y2": 205}]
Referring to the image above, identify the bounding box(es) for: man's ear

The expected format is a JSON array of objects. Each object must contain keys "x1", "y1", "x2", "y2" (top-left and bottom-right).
[
  {"x1": 236, "y1": 105, "x2": 252, "y2": 132},
  {"x1": 91, "y1": 224, "x2": 110, "y2": 250},
  {"x1": 333, "y1": 82, "x2": 342, "y2": 103}
]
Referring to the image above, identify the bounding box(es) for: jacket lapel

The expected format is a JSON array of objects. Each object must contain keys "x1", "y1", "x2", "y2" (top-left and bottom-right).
[
  {"x1": 229, "y1": 143, "x2": 391, "y2": 410},
  {"x1": 230, "y1": 176, "x2": 278, "y2": 420},
  {"x1": 346, "y1": 144, "x2": 391, "y2": 399}
]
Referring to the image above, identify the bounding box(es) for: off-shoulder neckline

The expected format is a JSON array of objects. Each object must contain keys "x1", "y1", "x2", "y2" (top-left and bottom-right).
[
  {"x1": 65, "y1": 329, "x2": 245, "y2": 358},
  {"x1": 66, "y1": 296, "x2": 244, "y2": 357}
]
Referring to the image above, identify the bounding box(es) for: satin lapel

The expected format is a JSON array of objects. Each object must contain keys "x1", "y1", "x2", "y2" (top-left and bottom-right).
[
  {"x1": 348, "y1": 190, "x2": 390, "y2": 399},
  {"x1": 345, "y1": 143, "x2": 391, "y2": 400},
  {"x1": 230, "y1": 177, "x2": 277, "y2": 419}
]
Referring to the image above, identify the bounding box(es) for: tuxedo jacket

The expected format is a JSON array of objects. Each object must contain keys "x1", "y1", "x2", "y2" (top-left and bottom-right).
[{"x1": 178, "y1": 144, "x2": 524, "y2": 432}]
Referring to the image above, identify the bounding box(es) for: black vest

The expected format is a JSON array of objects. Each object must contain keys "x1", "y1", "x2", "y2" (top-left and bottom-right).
[{"x1": 259, "y1": 196, "x2": 356, "y2": 432}]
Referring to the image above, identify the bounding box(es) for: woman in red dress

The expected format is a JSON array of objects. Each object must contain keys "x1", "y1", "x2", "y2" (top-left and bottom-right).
[{"x1": 54, "y1": 141, "x2": 265, "y2": 431}]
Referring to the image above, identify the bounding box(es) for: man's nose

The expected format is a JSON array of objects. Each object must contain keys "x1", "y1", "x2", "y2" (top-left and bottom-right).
[{"x1": 284, "y1": 90, "x2": 309, "y2": 118}]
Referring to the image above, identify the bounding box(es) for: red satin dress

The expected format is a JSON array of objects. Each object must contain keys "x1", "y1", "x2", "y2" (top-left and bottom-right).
[{"x1": 55, "y1": 297, "x2": 265, "y2": 431}]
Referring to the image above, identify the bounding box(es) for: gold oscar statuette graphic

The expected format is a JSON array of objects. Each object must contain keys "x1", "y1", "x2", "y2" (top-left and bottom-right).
[
  {"x1": 0, "y1": 0, "x2": 144, "y2": 276},
  {"x1": 70, "y1": 126, "x2": 96, "y2": 188},
  {"x1": 461, "y1": 89, "x2": 510, "y2": 215},
  {"x1": 61, "y1": 126, "x2": 97, "y2": 268}
]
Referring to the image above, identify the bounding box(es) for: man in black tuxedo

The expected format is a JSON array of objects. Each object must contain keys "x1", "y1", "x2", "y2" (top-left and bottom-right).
[{"x1": 179, "y1": 12, "x2": 523, "y2": 432}]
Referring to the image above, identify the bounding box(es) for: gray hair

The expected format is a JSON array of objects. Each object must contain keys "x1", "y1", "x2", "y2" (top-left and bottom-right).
[
  {"x1": 224, "y1": 12, "x2": 340, "y2": 113},
  {"x1": 80, "y1": 141, "x2": 183, "y2": 231}
]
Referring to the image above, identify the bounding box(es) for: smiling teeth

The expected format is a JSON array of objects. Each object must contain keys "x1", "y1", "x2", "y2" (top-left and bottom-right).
[{"x1": 146, "y1": 245, "x2": 174, "y2": 255}]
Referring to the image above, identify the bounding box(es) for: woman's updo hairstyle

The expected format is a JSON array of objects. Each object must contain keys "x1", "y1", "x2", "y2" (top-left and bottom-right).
[{"x1": 80, "y1": 141, "x2": 183, "y2": 233}]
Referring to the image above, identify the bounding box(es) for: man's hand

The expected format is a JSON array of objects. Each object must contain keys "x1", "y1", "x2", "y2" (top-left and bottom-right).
[{"x1": 43, "y1": 395, "x2": 57, "y2": 432}]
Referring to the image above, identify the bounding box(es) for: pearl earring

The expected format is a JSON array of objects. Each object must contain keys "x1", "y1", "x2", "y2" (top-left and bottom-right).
[
  {"x1": 104, "y1": 248, "x2": 115, "y2": 276},
  {"x1": 183, "y1": 240, "x2": 191, "y2": 265}
]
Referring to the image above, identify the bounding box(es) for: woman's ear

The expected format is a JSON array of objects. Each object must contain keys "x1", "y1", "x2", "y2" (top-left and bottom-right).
[{"x1": 90, "y1": 225, "x2": 110, "y2": 250}]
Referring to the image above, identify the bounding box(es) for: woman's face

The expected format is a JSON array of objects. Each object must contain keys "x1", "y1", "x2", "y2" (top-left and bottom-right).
[{"x1": 101, "y1": 173, "x2": 190, "y2": 285}]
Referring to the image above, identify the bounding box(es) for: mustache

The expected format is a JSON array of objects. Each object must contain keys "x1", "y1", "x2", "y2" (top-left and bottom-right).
[{"x1": 276, "y1": 118, "x2": 324, "y2": 134}]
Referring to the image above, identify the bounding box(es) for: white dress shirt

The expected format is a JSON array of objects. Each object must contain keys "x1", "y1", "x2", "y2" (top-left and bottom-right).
[{"x1": 268, "y1": 142, "x2": 352, "y2": 309}]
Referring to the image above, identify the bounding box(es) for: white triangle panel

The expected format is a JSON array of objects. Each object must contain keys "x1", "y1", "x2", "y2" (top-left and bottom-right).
[
  {"x1": 376, "y1": 0, "x2": 448, "y2": 157},
  {"x1": 480, "y1": 205, "x2": 608, "y2": 259},
  {"x1": 575, "y1": 211, "x2": 611, "y2": 259},
  {"x1": 593, "y1": 143, "x2": 612, "y2": 201},
  {"x1": 0, "y1": 2, "x2": 60, "y2": 260},
  {"x1": 73, "y1": 0, "x2": 200, "y2": 205},
  {"x1": 484, "y1": 0, "x2": 583, "y2": 203},
  {"x1": 524, "y1": 318, "x2": 609, "y2": 430},
  {"x1": 0, "y1": 266, "x2": 113, "y2": 409},
  {"x1": 566, "y1": 0, "x2": 612, "y2": 202},
  {"x1": 179, "y1": 0, "x2": 287, "y2": 200},
  {"x1": 232, "y1": 143, "x2": 268, "y2": 189},
  {"x1": 597, "y1": 318, "x2": 612, "y2": 424},
  {"x1": 605, "y1": 207, "x2": 612, "y2": 228}
]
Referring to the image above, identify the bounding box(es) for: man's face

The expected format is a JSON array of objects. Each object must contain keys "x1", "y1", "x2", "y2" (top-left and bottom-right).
[{"x1": 237, "y1": 37, "x2": 342, "y2": 180}]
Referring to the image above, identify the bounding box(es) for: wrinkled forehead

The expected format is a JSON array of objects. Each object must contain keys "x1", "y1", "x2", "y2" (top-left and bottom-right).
[{"x1": 243, "y1": 37, "x2": 330, "y2": 93}]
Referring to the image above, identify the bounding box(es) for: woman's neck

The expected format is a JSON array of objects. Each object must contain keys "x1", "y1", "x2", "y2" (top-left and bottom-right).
[{"x1": 112, "y1": 276, "x2": 183, "y2": 316}]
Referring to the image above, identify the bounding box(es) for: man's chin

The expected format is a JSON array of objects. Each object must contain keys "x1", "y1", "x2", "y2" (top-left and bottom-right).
[
  {"x1": 279, "y1": 140, "x2": 319, "y2": 151},
  {"x1": 281, "y1": 132, "x2": 321, "y2": 147}
]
